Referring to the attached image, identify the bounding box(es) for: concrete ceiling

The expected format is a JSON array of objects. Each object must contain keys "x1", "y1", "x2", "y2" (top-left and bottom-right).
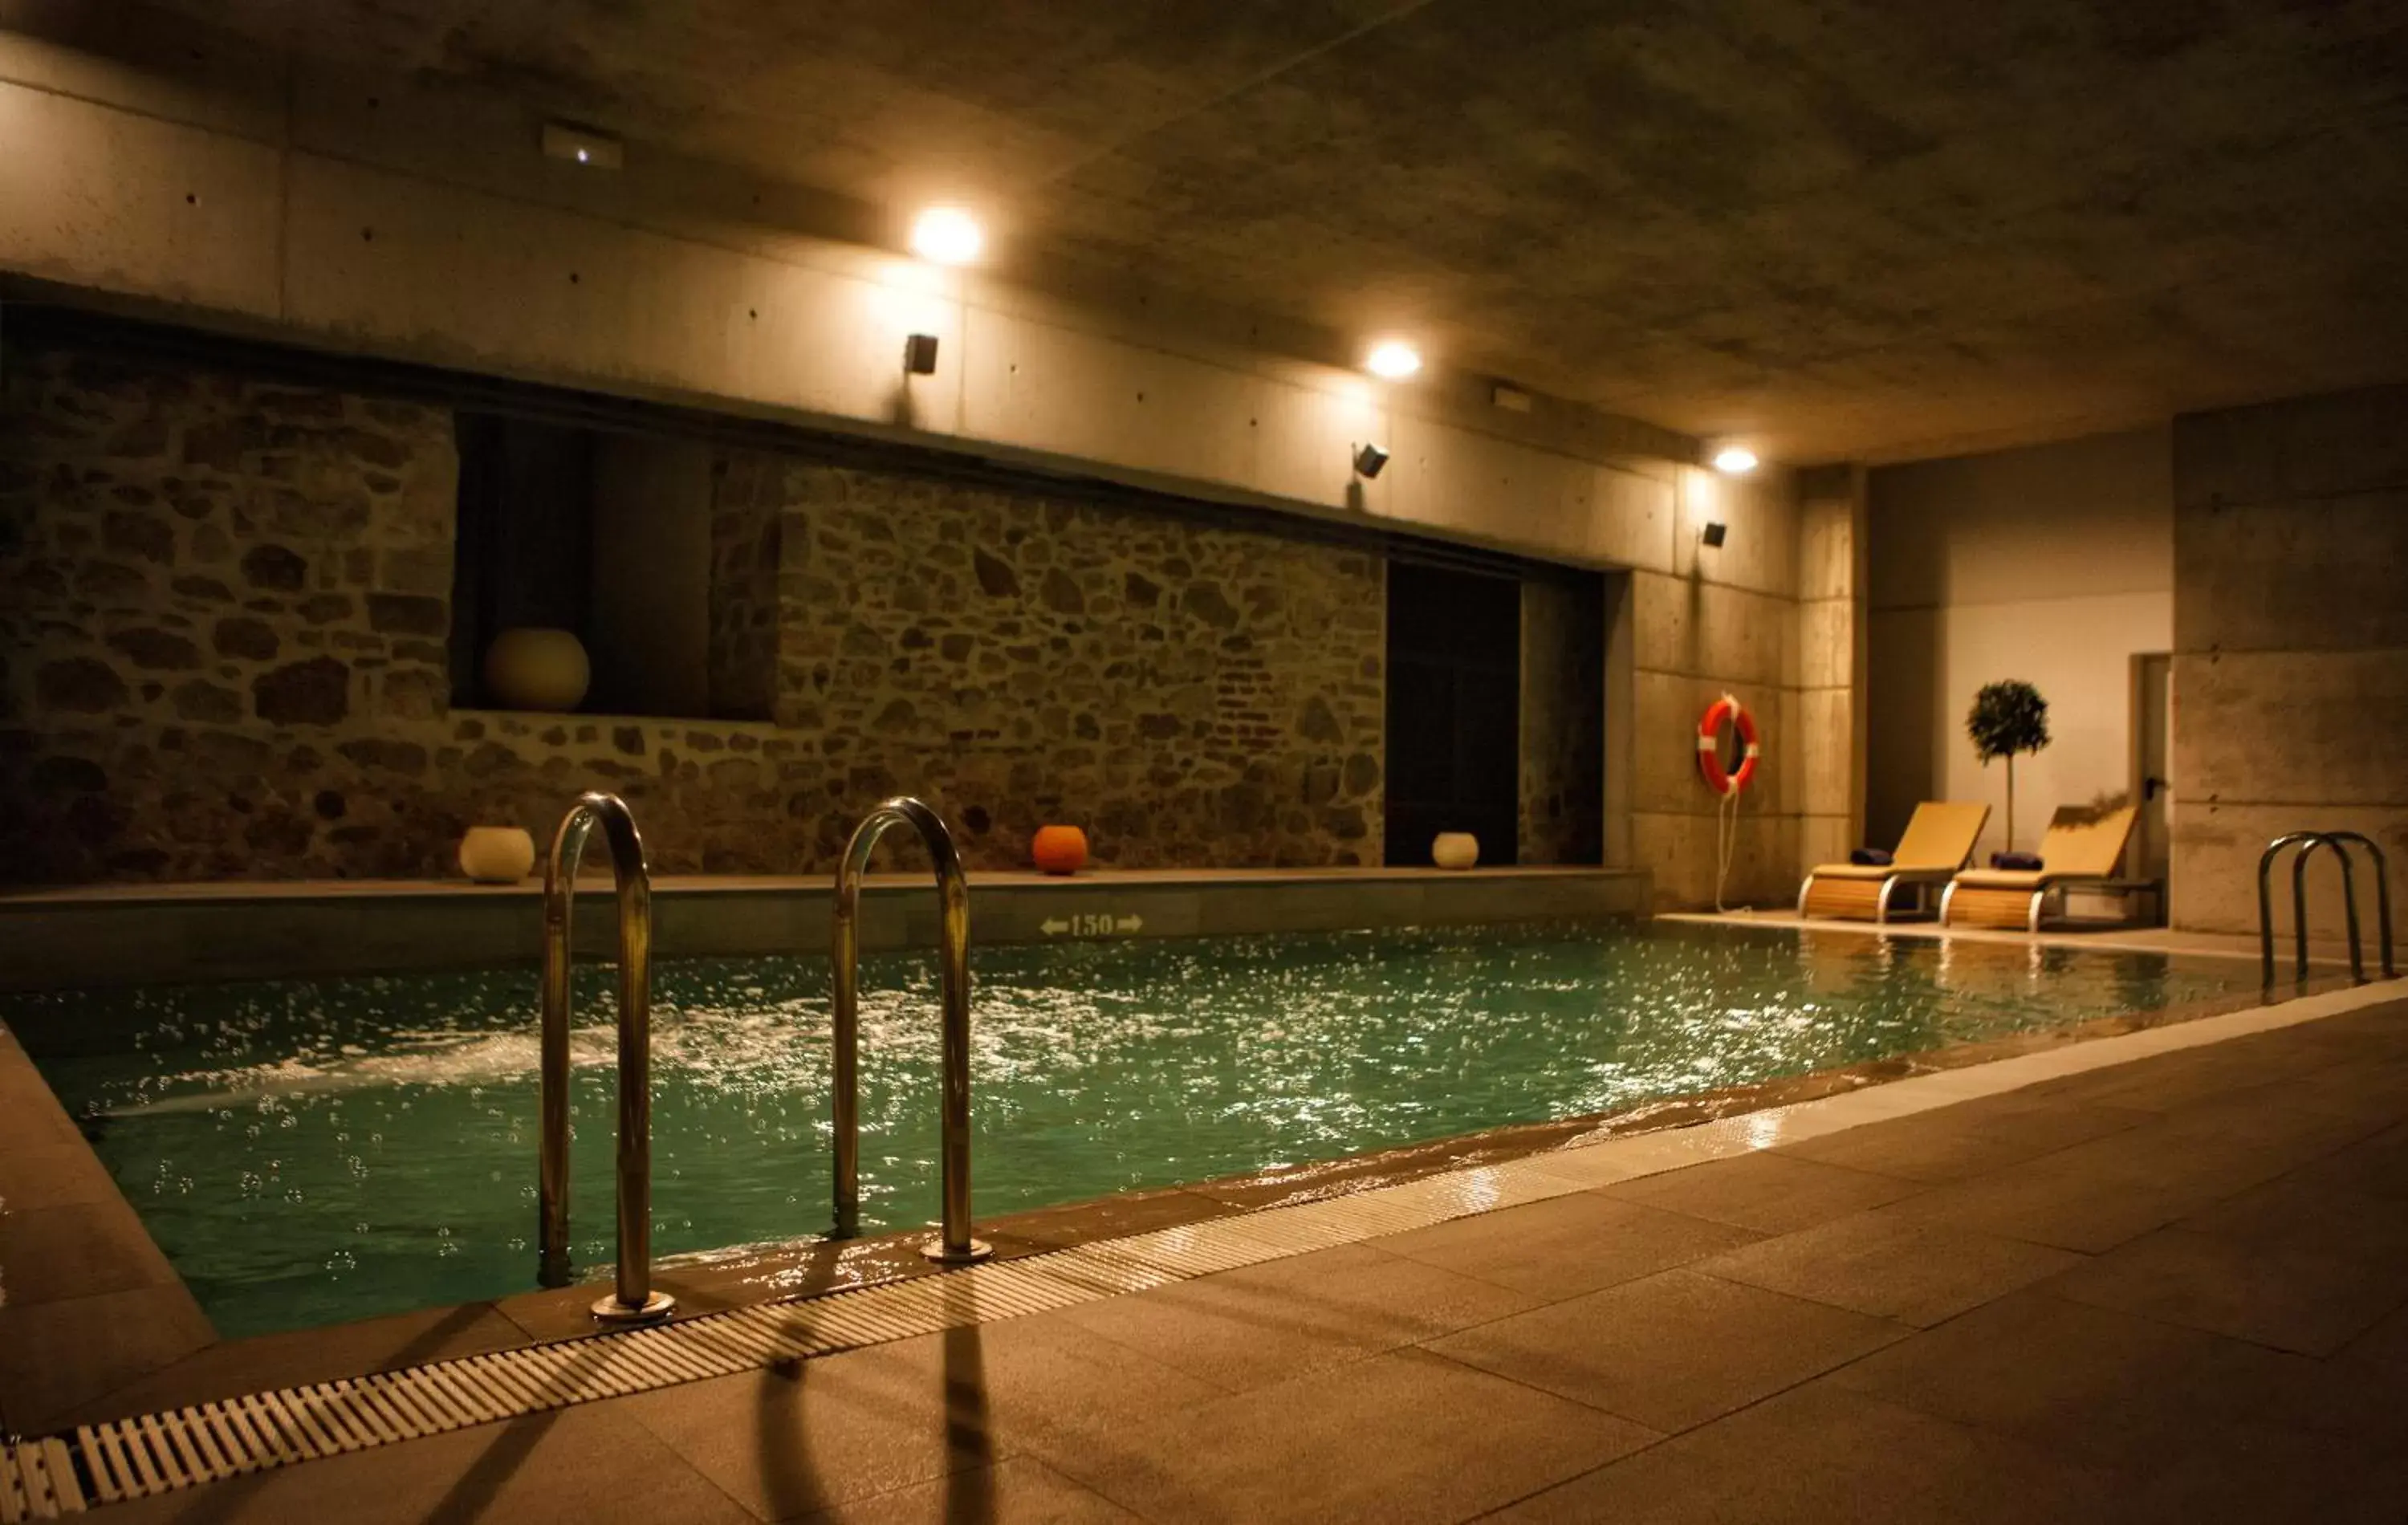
[{"x1": 120, "y1": 0, "x2": 2408, "y2": 462}]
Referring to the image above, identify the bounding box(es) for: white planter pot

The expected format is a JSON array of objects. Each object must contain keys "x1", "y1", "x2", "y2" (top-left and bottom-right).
[
  {"x1": 458, "y1": 826, "x2": 536, "y2": 884},
  {"x1": 1431, "y1": 832, "x2": 1480, "y2": 870},
  {"x1": 484, "y1": 627, "x2": 590, "y2": 712}
]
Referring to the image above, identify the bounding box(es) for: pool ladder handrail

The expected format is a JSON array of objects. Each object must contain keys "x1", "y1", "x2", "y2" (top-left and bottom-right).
[
  {"x1": 539, "y1": 790, "x2": 676, "y2": 1324},
  {"x1": 2256, "y1": 829, "x2": 2395, "y2": 988},
  {"x1": 830, "y1": 795, "x2": 992, "y2": 1264}
]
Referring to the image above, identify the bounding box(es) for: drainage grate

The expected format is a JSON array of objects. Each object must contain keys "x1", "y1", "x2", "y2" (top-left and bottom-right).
[
  {"x1": 26, "y1": 1152, "x2": 1602, "y2": 1517},
  {"x1": 2, "y1": 1439, "x2": 86, "y2": 1520}
]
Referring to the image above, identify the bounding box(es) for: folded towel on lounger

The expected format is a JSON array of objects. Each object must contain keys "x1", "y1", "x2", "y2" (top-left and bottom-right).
[
  {"x1": 1990, "y1": 851, "x2": 2043, "y2": 870},
  {"x1": 1849, "y1": 848, "x2": 1894, "y2": 866}
]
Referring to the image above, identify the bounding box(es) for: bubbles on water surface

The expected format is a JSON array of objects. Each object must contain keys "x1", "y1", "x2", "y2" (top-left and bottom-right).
[{"x1": 14, "y1": 924, "x2": 2242, "y2": 1341}]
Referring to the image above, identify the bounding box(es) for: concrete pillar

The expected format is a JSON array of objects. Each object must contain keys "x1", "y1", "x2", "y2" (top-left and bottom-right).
[{"x1": 1794, "y1": 464, "x2": 1869, "y2": 872}]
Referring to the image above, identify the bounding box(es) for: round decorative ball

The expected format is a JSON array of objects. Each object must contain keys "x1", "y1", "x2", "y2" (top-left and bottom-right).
[
  {"x1": 1431, "y1": 832, "x2": 1480, "y2": 870},
  {"x1": 458, "y1": 825, "x2": 536, "y2": 884},
  {"x1": 483, "y1": 627, "x2": 590, "y2": 712},
  {"x1": 1031, "y1": 824, "x2": 1089, "y2": 876}
]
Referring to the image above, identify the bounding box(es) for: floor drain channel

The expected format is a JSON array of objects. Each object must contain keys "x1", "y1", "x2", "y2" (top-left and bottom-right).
[{"x1": 24, "y1": 1153, "x2": 1591, "y2": 1516}]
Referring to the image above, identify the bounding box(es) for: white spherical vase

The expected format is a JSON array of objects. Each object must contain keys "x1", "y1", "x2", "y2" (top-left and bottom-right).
[
  {"x1": 458, "y1": 825, "x2": 536, "y2": 884},
  {"x1": 1431, "y1": 832, "x2": 1480, "y2": 870},
  {"x1": 483, "y1": 627, "x2": 590, "y2": 712}
]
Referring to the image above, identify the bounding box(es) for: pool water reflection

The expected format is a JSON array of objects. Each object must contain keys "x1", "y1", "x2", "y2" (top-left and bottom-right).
[{"x1": 10, "y1": 921, "x2": 2239, "y2": 1337}]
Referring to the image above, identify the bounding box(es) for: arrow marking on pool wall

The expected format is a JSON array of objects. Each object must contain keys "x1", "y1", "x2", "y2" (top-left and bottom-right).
[
  {"x1": 1040, "y1": 917, "x2": 1069, "y2": 935},
  {"x1": 1117, "y1": 915, "x2": 1143, "y2": 933}
]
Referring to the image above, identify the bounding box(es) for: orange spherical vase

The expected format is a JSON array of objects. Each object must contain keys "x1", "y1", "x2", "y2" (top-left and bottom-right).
[{"x1": 1031, "y1": 825, "x2": 1089, "y2": 876}]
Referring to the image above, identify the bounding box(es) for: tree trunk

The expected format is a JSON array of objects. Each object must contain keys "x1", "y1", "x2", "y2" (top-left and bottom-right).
[{"x1": 2006, "y1": 755, "x2": 2016, "y2": 853}]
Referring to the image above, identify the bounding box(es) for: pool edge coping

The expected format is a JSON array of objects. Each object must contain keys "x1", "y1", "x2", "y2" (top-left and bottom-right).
[
  {"x1": 3, "y1": 947, "x2": 2377, "y2": 1436},
  {"x1": 10, "y1": 973, "x2": 2404, "y2": 1517},
  {"x1": 14, "y1": 958, "x2": 2389, "y2": 1435}
]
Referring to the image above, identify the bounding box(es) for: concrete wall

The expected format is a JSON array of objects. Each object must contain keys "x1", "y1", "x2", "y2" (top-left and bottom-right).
[
  {"x1": 2170, "y1": 385, "x2": 2408, "y2": 938},
  {"x1": 1795, "y1": 466, "x2": 1868, "y2": 876},
  {"x1": 0, "y1": 12, "x2": 1859, "y2": 901},
  {"x1": 1866, "y1": 428, "x2": 2174, "y2": 863},
  {"x1": 1625, "y1": 463, "x2": 1833, "y2": 908},
  {"x1": 0, "y1": 13, "x2": 1699, "y2": 576}
]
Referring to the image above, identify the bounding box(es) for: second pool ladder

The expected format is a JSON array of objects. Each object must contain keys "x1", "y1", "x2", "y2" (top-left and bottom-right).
[
  {"x1": 829, "y1": 795, "x2": 991, "y2": 1263},
  {"x1": 533, "y1": 790, "x2": 990, "y2": 1326}
]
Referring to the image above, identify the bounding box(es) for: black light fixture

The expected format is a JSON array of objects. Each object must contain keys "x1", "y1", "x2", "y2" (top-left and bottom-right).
[
  {"x1": 1352, "y1": 442, "x2": 1390, "y2": 478},
  {"x1": 1700, "y1": 521, "x2": 1728, "y2": 547},
  {"x1": 904, "y1": 334, "x2": 940, "y2": 375}
]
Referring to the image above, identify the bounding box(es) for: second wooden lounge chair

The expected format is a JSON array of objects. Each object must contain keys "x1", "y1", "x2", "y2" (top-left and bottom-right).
[
  {"x1": 1796, "y1": 802, "x2": 1991, "y2": 923},
  {"x1": 1938, "y1": 803, "x2": 2141, "y2": 933}
]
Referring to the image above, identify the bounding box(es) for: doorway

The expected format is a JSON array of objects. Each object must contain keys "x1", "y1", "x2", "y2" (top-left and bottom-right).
[
  {"x1": 1385, "y1": 563, "x2": 1521, "y2": 867},
  {"x1": 2130, "y1": 653, "x2": 2172, "y2": 902}
]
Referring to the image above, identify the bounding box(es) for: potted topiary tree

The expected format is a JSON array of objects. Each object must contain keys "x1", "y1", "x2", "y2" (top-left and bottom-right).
[{"x1": 1967, "y1": 680, "x2": 2051, "y2": 853}]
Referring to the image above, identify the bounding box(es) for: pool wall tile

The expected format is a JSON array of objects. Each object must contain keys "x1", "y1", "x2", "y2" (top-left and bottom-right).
[{"x1": 0, "y1": 868, "x2": 1649, "y2": 990}]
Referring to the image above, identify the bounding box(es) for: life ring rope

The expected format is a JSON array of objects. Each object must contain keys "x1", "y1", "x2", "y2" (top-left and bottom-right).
[{"x1": 1697, "y1": 693, "x2": 1759, "y2": 797}]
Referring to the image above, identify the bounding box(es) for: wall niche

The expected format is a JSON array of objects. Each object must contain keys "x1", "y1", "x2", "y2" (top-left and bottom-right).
[{"x1": 449, "y1": 413, "x2": 772, "y2": 721}]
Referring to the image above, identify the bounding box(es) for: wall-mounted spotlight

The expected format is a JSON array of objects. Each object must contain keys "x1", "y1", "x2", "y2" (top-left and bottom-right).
[
  {"x1": 904, "y1": 334, "x2": 940, "y2": 375},
  {"x1": 1700, "y1": 521, "x2": 1729, "y2": 547},
  {"x1": 1710, "y1": 445, "x2": 1759, "y2": 475},
  {"x1": 542, "y1": 122, "x2": 623, "y2": 170},
  {"x1": 909, "y1": 206, "x2": 983, "y2": 265},
  {"x1": 1365, "y1": 341, "x2": 1422, "y2": 380},
  {"x1": 1352, "y1": 443, "x2": 1391, "y2": 478}
]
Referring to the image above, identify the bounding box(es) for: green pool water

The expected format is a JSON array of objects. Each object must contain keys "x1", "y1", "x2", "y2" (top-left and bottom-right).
[{"x1": 9, "y1": 921, "x2": 2243, "y2": 1339}]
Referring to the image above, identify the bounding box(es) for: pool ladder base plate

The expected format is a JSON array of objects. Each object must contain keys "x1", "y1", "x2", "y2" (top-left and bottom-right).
[
  {"x1": 921, "y1": 1238, "x2": 995, "y2": 1266},
  {"x1": 591, "y1": 1290, "x2": 677, "y2": 1324}
]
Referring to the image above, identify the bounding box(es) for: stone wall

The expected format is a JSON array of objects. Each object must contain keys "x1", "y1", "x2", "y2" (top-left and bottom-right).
[
  {"x1": 704, "y1": 449, "x2": 783, "y2": 721},
  {"x1": 2169, "y1": 384, "x2": 2408, "y2": 937},
  {"x1": 761, "y1": 460, "x2": 1385, "y2": 868},
  {"x1": 0, "y1": 345, "x2": 459, "y2": 880},
  {"x1": 0, "y1": 341, "x2": 1389, "y2": 882}
]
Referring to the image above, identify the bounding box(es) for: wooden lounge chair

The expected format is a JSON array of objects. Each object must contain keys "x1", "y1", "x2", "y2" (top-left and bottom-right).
[
  {"x1": 1938, "y1": 803, "x2": 2140, "y2": 933},
  {"x1": 1796, "y1": 802, "x2": 1991, "y2": 922}
]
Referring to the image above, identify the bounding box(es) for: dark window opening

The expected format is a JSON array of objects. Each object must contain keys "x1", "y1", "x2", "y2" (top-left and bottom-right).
[
  {"x1": 1385, "y1": 562, "x2": 1522, "y2": 866},
  {"x1": 1520, "y1": 571, "x2": 1606, "y2": 865}
]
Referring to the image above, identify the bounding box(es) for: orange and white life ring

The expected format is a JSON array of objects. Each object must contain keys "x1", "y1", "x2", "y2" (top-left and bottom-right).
[{"x1": 1697, "y1": 693, "x2": 1760, "y2": 796}]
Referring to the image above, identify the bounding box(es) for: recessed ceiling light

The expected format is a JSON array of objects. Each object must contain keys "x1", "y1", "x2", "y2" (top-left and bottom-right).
[
  {"x1": 1365, "y1": 341, "x2": 1422, "y2": 380},
  {"x1": 1712, "y1": 446, "x2": 1759, "y2": 475},
  {"x1": 540, "y1": 121, "x2": 622, "y2": 170},
  {"x1": 909, "y1": 206, "x2": 984, "y2": 265}
]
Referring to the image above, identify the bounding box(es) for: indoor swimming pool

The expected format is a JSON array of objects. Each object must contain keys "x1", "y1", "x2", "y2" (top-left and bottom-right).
[{"x1": 10, "y1": 921, "x2": 2244, "y2": 1338}]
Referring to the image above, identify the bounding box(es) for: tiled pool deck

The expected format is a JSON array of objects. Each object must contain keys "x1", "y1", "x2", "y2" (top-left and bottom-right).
[{"x1": 7, "y1": 962, "x2": 2402, "y2": 1519}]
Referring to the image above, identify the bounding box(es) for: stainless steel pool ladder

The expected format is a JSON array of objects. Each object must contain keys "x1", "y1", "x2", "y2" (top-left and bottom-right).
[
  {"x1": 539, "y1": 791, "x2": 676, "y2": 1324},
  {"x1": 830, "y1": 795, "x2": 991, "y2": 1264},
  {"x1": 2256, "y1": 830, "x2": 2395, "y2": 987}
]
